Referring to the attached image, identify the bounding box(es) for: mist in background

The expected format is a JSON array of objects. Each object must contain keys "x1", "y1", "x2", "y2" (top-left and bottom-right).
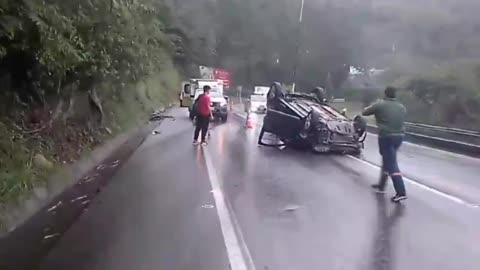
[{"x1": 166, "y1": 0, "x2": 480, "y2": 129}]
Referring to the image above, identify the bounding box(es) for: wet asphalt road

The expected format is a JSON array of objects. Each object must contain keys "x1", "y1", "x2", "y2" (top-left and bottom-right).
[{"x1": 38, "y1": 108, "x2": 480, "y2": 270}]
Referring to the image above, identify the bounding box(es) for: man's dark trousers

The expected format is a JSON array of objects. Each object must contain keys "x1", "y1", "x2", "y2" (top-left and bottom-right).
[
  {"x1": 377, "y1": 135, "x2": 407, "y2": 196},
  {"x1": 194, "y1": 115, "x2": 210, "y2": 142}
]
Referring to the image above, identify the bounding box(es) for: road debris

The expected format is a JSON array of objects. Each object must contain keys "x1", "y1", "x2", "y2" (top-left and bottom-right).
[
  {"x1": 81, "y1": 200, "x2": 90, "y2": 205},
  {"x1": 282, "y1": 204, "x2": 302, "y2": 212},
  {"x1": 47, "y1": 201, "x2": 63, "y2": 212},
  {"x1": 149, "y1": 111, "x2": 175, "y2": 122},
  {"x1": 201, "y1": 204, "x2": 215, "y2": 209},
  {"x1": 43, "y1": 233, "x2": 61, "y2": 240},
  {"x1": 152, "y1": 130, "x2": 161, "y2": 135},
  {"x1": 96, "y1": 164, "x2": 106, "y2": 170},
  {"x1": 81, "y1": 173, "x2": 100, "y2": 184},
  {"x1": 71, "y1": 195, "x2": 88, "y2": 203},
  {"x1": 110, "y1": 160, "x2": 120, "y2": 168}
]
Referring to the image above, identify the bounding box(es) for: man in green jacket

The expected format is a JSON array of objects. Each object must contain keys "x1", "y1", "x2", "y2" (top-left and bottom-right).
[{"x1": 362, "y1": 87, "x2": 407, "y2": 202}]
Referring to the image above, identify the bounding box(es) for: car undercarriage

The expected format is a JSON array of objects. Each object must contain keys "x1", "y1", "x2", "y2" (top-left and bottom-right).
[{"x1": 258, "y1": 83, "x2": 367, "y2": 154}]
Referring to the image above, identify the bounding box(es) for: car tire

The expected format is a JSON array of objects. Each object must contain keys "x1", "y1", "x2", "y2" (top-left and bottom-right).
[
  {"x1": 353, "y1": 115, "x2": 367, "y2": 136},
  {"x1": 222, "y1": 115, "x2": 228, "y2": 122}
]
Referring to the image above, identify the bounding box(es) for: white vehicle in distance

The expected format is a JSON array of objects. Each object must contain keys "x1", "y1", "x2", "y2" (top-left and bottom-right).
[
  {"x1": 190, "y1": 88, "x2": 229, "y2": 122},
  {"x1": 254, "y1": 86, "x2": 269, "y2": 96},
  {"x1": 180, "y1": 79, "x2": 224, "y2": 110},
  {"x1": 249, "y1": 93, "x2": 267, "y2": 114}
]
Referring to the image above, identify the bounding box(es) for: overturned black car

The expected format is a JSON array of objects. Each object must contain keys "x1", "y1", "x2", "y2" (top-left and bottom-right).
[{"x1": 258, "y1": 83, "x2": 367, "y2": 154}]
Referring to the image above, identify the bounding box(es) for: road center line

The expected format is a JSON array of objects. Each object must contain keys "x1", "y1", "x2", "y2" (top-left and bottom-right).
[
  {"x1": 347, "y1": 155, "x2": 479, "y2": 208},
  {"x1": 202, "y1": 146, "x2": 256, "y2": 270}
]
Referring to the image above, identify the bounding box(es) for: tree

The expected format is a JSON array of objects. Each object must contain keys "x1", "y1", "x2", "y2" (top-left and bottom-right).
[{"x1": 1, "y1": 0, "x2": 175, "y2": 103}]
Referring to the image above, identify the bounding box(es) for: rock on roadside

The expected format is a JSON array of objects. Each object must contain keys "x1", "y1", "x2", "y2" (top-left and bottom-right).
[{"x1": 33, "y1": 154, "x2": 54, "y2": 170}]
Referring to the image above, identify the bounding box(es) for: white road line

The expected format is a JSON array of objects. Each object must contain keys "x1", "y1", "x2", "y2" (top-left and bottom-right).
[
  {"x1": 236, "y1": 108, "x2": 478, "y2": 208},
  {"x1": 347, "y1": 155, "x2": 479, "y2": 208},
  {"x1": 202, "y1": 146, "x2": 256, "y2": 270}
]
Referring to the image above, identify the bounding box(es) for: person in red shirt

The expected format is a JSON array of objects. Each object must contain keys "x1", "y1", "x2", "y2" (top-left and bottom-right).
[{"x1": 193, "y1": 86, "x2": 213, "y2": 145}]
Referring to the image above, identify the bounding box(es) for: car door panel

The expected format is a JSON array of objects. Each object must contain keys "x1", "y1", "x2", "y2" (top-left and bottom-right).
[{"x1": 264, "y1": 108, "x2": 302, "y2": 140}]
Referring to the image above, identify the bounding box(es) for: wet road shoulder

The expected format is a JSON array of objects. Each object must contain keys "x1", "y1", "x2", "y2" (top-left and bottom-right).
[
  {"x1": 207, "y1": 116, "x2": 480, "y2": 270},
  {"x1": 37, "y1": 111, "x2": 230, "y2": 270}
]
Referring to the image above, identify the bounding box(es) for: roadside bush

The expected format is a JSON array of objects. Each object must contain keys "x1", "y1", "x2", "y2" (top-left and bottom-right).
[
  {"x1": 0, "y1": 0, "x2": 175, "y2": 102},
  {"x1": 344, "y1": 87, "x2": 383, "y2": 106},
  {"x1": 363, "y1": 61, "x2": 480, "y2": 129},
  {"x1": 402, "y1": 68, "x2": 480, "y2": 129},
  {"x1": 0, "y1": 0, "x2": 183, "y2": 208}
]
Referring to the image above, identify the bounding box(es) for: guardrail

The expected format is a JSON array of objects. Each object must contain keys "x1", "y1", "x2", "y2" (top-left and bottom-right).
[
  {"x1": 404, "y1": 122, "x2": 480, "y2": 145},
  {"x1": 406, "y1": 122, "x2": 480, "y2": 135},
  {"x1": 366, "y1": 124, "x2": 480, "y2": 158}
]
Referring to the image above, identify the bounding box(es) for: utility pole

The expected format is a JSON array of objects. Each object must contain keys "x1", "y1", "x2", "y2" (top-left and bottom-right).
[{"x1": 291, "y1": 0, "x2": 304, "y2": 93}]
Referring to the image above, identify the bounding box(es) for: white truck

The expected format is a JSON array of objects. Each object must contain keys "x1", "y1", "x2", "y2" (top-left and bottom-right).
[
  {"x1": 254, "y1": 86, "x2": 270, "y2": 96},
  {"x1": 249, "y1": 86, "x2": 269, "y2": 113},
  {"x1": 180, "y1": 79, "x2": 229, "y2": 122}
]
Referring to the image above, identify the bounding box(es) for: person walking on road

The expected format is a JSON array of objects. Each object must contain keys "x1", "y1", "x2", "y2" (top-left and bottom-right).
[
  {"x1": 193, "y1": 85, "x2": 213, "y2": 146},
  {"x1": 362, "y1": 87, "x2": 408, "y2": 203}
]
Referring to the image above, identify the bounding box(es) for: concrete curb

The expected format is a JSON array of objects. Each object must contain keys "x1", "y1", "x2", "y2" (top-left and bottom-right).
[
  {"x1": 0, "y1": 119, "x2": 163, "y2": 270},
  {"x1": 366, "y1": 125, "x2": 480, "y2": 158},
  {"x1": 0, "y1": 128, "x2": 136, "y2": 234}
]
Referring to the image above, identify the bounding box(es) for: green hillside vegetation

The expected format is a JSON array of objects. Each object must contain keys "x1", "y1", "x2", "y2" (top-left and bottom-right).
[{"x1": 0, "y1": 0, "x2": 181, "y2": 205}]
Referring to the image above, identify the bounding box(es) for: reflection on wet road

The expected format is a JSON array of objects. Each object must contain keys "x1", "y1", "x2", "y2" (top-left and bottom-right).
[{"x1": 38, "y1": 108, "x2": 480, "y2": 270}]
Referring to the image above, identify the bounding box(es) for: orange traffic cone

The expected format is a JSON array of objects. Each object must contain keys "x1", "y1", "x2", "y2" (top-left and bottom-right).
[{"x1": 245, "y1": 113, "x2": 254, "y2": 129}]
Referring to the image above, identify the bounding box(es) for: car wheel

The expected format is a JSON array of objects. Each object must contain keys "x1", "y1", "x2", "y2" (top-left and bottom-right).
[
  {"x1": 222, "y1": 115, "x2": 228, "y2": 122},
  {"x1": 353, "y1": 115, "x2": 367, "y2": 136}
]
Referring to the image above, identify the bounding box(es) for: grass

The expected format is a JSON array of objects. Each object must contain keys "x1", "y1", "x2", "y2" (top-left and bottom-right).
[
  {"x1": 0, "y1": 121, "x2": 54, "y2": 206},
  {"x1": 105, "y1": 64, "x2": 180, "y2": 133}
]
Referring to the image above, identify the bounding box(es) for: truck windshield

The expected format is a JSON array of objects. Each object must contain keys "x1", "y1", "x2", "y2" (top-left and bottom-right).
[
  {"x1": 195, "y1": 89, "x2": 223, "y2": 99},
  {"x1": 251, "y1": 95, "x2": 266, "y2": 102},
  {"x1": 210, "y1": 91, "x2": 223, "y2": 98}
]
